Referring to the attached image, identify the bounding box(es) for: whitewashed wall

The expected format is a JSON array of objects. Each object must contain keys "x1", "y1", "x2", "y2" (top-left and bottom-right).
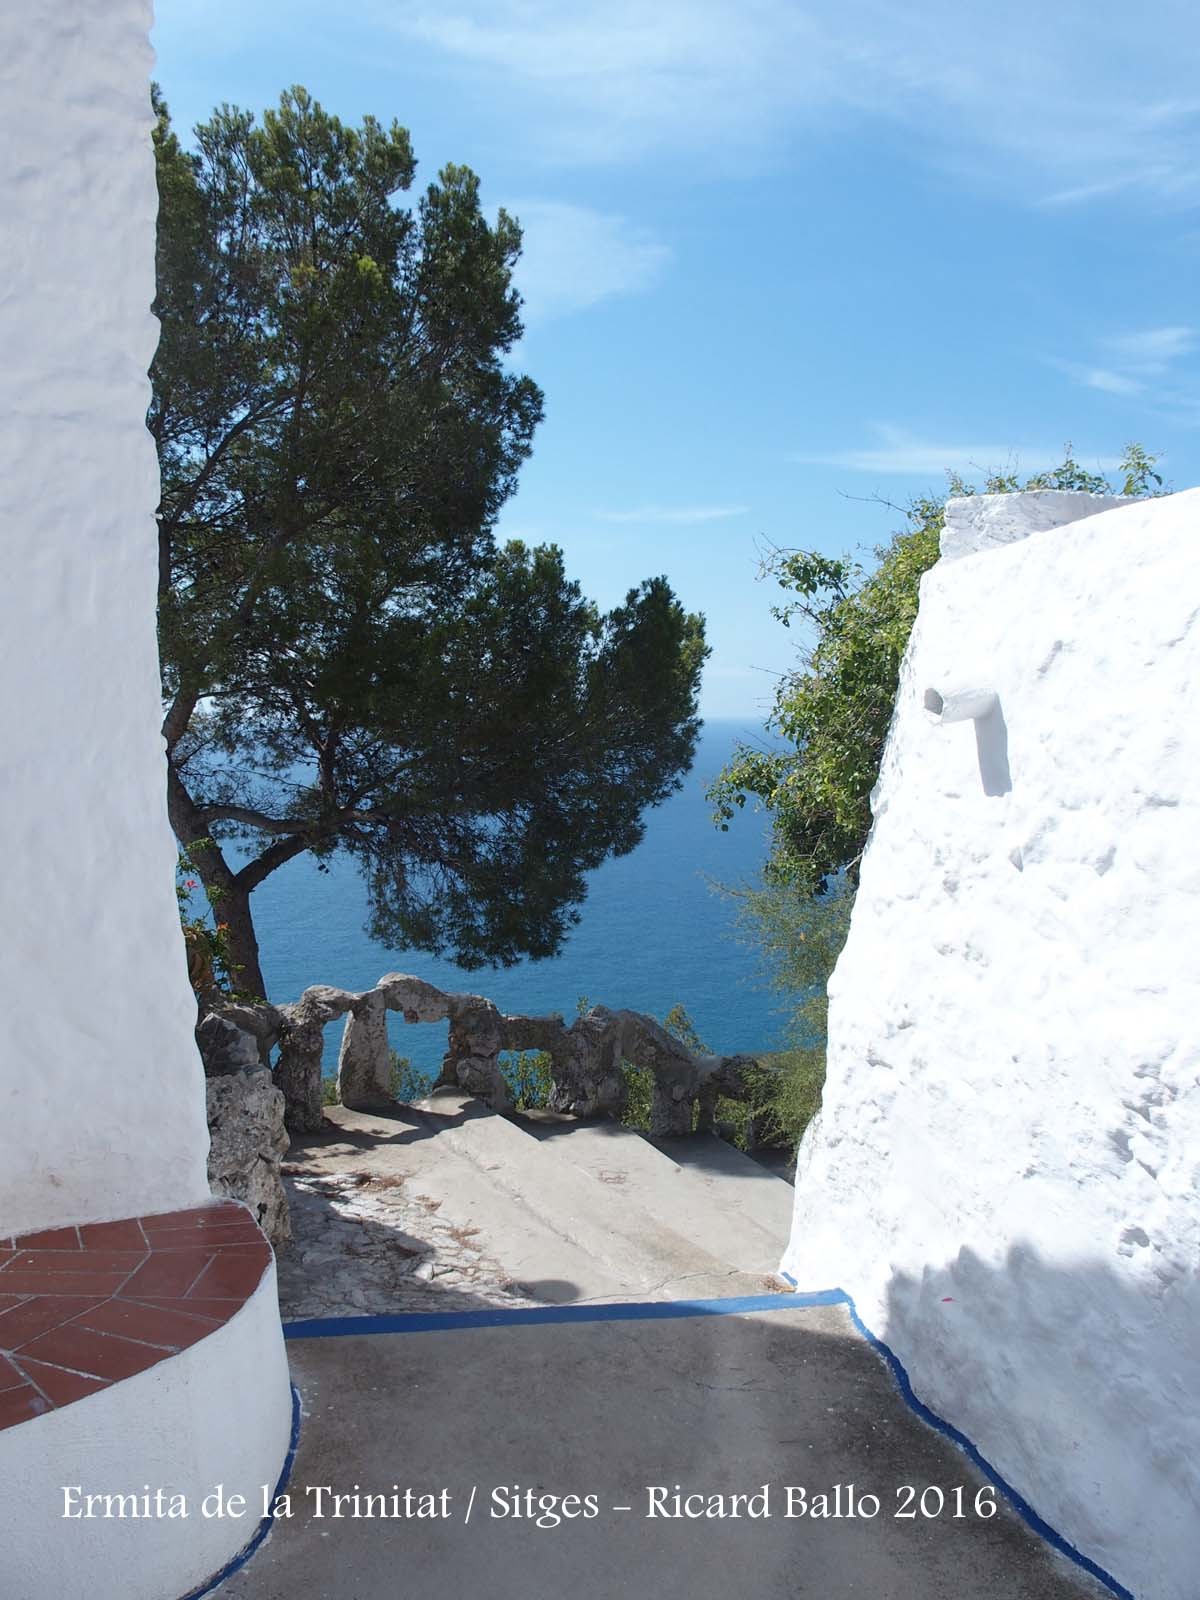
[
  {"x1": 784, "y1": 489, "x2": 1200, "y2": 1600},
  {"x1": 0, "y1": 1, "x2": 210, "y2": 1232}
]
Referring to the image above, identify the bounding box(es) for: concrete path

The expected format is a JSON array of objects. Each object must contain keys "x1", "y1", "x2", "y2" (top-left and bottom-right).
[
  {"x1": 277, "y1": 1097, "x2": 795, "y2": 1317},
  {"x1": 222, "y1": 1301, "x2": 1107, "y2": 1600}
]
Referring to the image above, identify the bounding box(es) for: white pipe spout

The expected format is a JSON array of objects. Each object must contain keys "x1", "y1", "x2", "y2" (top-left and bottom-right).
[{"x1": 923, "y1": 684, "x2": 998, "y2": 724}]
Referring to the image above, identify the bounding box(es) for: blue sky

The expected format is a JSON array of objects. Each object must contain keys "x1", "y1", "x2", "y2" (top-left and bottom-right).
[{"x1": 152, "y1": 1, "x2": 1200, "y2": 718}]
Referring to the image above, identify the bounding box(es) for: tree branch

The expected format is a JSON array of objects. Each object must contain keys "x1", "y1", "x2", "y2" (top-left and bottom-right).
[{"x1": 235, "y1": 834, "x2": 314, "y2": 893}]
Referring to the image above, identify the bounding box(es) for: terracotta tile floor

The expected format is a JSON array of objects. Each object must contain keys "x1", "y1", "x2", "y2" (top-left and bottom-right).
[{"x1": 0, "y1": 1200, "x2": 271, "y2": 1432}]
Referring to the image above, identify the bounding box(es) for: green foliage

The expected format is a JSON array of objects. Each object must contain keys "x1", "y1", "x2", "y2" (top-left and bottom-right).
[
  {"x1": 616, "y1": 1003, "x2": 707, "y2": 1135},
  {"x1": 661, "y1": 1003, "x2": 706, "y2": 1054},
  {"x1": 321, "y1": 1050, "x2": 432, "y2": 1108},
  {"x1": 710, "y1": 444, "x2": 1164, "y2": 1152},
  {"x1": 730, "y1": 876, "x2": 855, "y2": 1047},
  {"x1": 389, "y1": 1051, "x2": 434, "y2": 1104},
  {"x1": 1114, "y1": 442, "x2": 1166, "y2": 498},
  {"x1": 730, "y1": 881, "x2": 855, "y2": 1150},
  {"x1": 619, "y1": 1062, "x2": 654, "y2": 1133},
  {"x1": 175, "y1": 844, "x2": 242, "y2": 995},
  {"x1": 152, "y1": 85, "x2": 707, "y2": 999},
  {"x1": 499, "y1": 1050, "x2": 555, "y2": 1111},
  {"x1": 745, "y1": 1047, "x2": 827, "y2": 1151}
]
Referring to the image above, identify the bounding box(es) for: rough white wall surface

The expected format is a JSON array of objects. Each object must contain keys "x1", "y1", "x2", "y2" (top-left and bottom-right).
[
  {"x1": 940, "y1": 489, "x2": 1131, "y2": 561},
  {"x1": 0, "y1": 1, "x2": 210, "y2": 1231},
  {"x1": 0, "y1": 1261, "x2": 294, "y2": 1600},
  {"x1": 783, "y1": 489, "x2": 1200, "y2": 1600}
]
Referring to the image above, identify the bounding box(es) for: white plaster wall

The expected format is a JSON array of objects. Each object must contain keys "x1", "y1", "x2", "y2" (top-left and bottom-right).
[
  {"x1": 939, "y1": 488, "x2": 1131, "y2": 562},
  {"x1": 0, "y1": 1, "x2": 210, "y2": 1231},
  {"x1": 0, "y1": 1262, "x2": 294, "y2": 1600},
  {"x1": 783, "y1": 489, "x2": 1200, "y2": 1600}
]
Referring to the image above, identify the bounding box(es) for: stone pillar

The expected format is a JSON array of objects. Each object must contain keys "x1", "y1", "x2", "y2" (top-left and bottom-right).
[
  {"x1": 337, "y1": 991, "x2": 394, "y2": 1109},
  {"x1": 276, "y1": 1010, "x2": 329, "y2": 1133}
]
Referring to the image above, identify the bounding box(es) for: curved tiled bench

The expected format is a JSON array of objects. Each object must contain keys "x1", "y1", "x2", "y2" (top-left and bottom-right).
[
  {"x1": 0, "y1": 1199, "x2": 293, "y2": 1600},
  {"x1": 0, "y1": 1200, "x2": 271, "y2": 1431}
]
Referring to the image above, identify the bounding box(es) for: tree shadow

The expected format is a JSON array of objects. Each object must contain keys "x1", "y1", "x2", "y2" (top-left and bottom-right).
[
  {"x1": 515, "y1": 1110, "x2": 796, "y2": 1187},
  {"x1": 869, "y1": 1238, "x2": 1199, "y2": 1600},
  {"x1": 274, "y1": 1105, "x2": 583, "y2": 1320}
]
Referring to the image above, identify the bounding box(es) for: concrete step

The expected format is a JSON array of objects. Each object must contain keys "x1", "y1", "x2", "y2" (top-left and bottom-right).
[
  {"x1": 514, "y1": 1111, "x2": 791, "y2": 1276},
  {"x1": 292, "y1": 1104, "x2": 630, "y2": 1305},
  {"x1": 413, "y1": 1090, "x2": 768, "y2": 1300},
  {"x1": 656, "y1": 1129, "x2": 796, "y2": 1241}
]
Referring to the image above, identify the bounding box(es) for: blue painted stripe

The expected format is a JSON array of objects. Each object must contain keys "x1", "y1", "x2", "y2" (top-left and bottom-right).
[
  {"x1": 176, "y1": 1382, "x2": 303, "y2": 1600},
  {"x1": 282, "y1": 1288, "x2": 839, "y2": 1340},
  {"x1": 777, "y1": 1272, "x2": 1135, "y2": 1600}
]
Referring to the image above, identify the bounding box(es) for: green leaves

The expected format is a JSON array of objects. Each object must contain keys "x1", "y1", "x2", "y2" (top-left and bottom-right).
[{"x1": 153, "y1": 86, "x2": 705, "y2": 984}]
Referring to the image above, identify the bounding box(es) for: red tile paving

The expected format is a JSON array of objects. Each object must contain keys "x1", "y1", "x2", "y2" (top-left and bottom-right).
[
  {"x1": 75, "y1": 1298, "x2": 219, "y2": 1349},
  {"x1": 0, "y1": 1352, "x2": 25, "y2": 1391},
  {"x1": 78, "y1": 1219, "x2": 147, "y2": 1252},
  {"x1": 0, "y1": 1296, "x2": 106, "y2": 1346},
  {"x1": 0, "y1": 1384, "x2": 51, "y2": 1429},
  {"x1": 0, "y1": 1201, "x2": 271, "y2": 1434},
  {"x1": 189, "y1": 1247, "x2": 271, "y2": 1302},
  {"x1": 120, "y1": 1248, "x2": 214, "y2": 1301},
  {"x1": 145, "y1": 1223, "x2": 267, "y2": 1248},
  {"x1": 141, "y1": 1203, "x2": 246, "y2": 1233},
  {"x1": 133, "y1": 1295, "x2": 246, "y2": 1320},
  {"x1": 18, "y1": 1358, "x2": 111, "y2": 1408},
  {"x1": 14, "y1": 1226, "x2": 82, "y2": 1251}
]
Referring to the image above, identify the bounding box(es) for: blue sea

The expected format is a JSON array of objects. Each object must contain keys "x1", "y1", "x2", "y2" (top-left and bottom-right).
[{"x1": 244, "y1": 720, "x2": 786, "y2": 1073}]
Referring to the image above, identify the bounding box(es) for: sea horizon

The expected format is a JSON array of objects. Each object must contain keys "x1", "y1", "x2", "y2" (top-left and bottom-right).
[{"x1": 240, "y1": 718, "x2": 789, "y2": 1074}]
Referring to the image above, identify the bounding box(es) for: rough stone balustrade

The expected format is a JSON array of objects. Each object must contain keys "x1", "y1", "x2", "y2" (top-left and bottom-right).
[{"x1": 214, "y1": 976, "x2": 758, "y2": 1139}]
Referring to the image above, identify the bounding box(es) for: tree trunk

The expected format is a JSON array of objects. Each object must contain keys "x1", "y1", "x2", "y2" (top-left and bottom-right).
[
  {"x1": 167, "y1": 761, "x2": 270, "y2": 1002},
  {"x1": 210, "y1": 878, "x2": 269, "y2": 1005}
]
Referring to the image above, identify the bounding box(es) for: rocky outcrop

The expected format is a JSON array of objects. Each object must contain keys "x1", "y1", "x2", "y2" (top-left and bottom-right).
[
  {"x1": 205, "y1": 1068, "x2": 291, "y2": 1243},
  {"x1": 195, "y1": 1012, "x2": 260, "y2": 1077},
  {"x1": 195, "y1": 1003, "x2": 290, "y2": 1243}
]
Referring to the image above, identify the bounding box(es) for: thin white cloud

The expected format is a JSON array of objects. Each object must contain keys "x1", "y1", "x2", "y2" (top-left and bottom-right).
[
  {"x1": 1101, "y1": 327, "x2": 1195, "y2": 368},
  {"x1": 593, "y1": 504, "x2": 750, "y2": 525},
  {"x1": 795, "y1": 425, "x2": 1082, "y2": 479},
  {"x1": 504, "y1": 200, "x2": 669, "y2": 324},
  {"x1": 1052, "y1": 361, "x2": 1145, "y2": 397},
  {"x1": 379, "y1": 1, "x2": 1200, "y2": 203},
  {"x1": 1084, "y1": 369, "x2": 1145, "y2": 397},
  {"x1": 1055, "y1": 326, "x2": 1196, "y2": 399}
]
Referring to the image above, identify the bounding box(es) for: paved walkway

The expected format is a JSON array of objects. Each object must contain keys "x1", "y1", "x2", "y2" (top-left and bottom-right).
[
  {"x1": 239, "y1": 1103, "x2": 1113, "y2": 1600},
  {"x1": 222, "y1": 1301, "x2": 1107, "y2": 1600}
]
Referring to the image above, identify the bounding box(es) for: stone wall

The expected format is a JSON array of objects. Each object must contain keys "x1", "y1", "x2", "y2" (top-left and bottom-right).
[
  {"x1": 783, "y1": 489, "x2": 1200, "y2": 1600},
  {"x1": 235, "y1": 976, "x2": 755, "y2": 1139}
]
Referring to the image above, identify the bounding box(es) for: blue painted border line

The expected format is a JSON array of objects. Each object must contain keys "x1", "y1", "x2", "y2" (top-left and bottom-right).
[
  {"x1": 282, "y1": 1288, "x2": 839, "y2": 1340},
  {"x1": 177, "y1": 1381, "x2": 303, "y2": 1600},
  {"x1": 776, "y1": 1273, "x2": 1135, "y2": 1600},
  {"x1": 283, "y1": 1285, "x2": 1135, "y2": 1600}
]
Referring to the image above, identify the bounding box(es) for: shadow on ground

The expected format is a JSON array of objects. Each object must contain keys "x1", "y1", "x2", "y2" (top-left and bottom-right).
[
  {"x1": 275, "y1": 1107, "x2": 568, "y2": 1320},
  {"x1": 222, "y1": 1300, "x2": 1111, "y2": 1600}
]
